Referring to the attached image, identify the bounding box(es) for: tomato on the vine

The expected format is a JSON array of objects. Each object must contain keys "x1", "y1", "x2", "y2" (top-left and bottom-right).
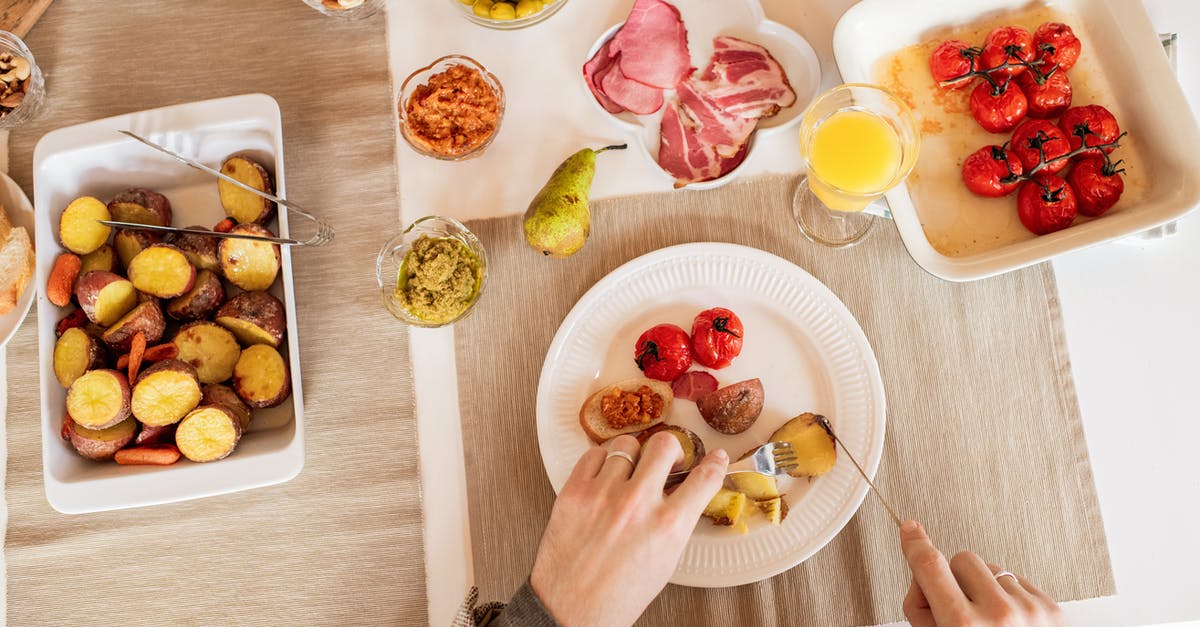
[
  {"x1": 969, "y1": 80, "x2": 1028, "y2": 133},
  {"x1": 691, "y1": 307, "x2": 744, "y2": 369},
  {"x1": 1033, "y1": 22, "x2": 1082, "y2": 72},
  {"x1": 1059, "y1": 105, "x2": 1121, "y2": 157},
  {"x1": 929, "y1": 39, "x2": 980, "y2": 87},
  {"x1": 1067, "y1": 156, "x2": 1125, "y2": 217},
  {"x1": 634, "y1": 323, "x2": 692, "y2": 382},
  {"x1": 1017, "y1": 173, "x2": 1077, "y2": 234},
  {"x1": 1011, "y1": 119, "x2": 1071, "y2": 174},
  {"x1": 961, "y1": 144, "x2": 1024, "y2": 197},
  {"x1": 1016, "y1": 67, "x2": 1072, "y2": 119},
  {"x1": 980, "y1": 26, "x2": 1036, "y2": 79}
]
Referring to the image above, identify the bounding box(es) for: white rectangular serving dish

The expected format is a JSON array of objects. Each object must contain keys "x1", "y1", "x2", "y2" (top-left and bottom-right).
[
  {"x1": 32, "y1": 93, "x2": 305, "y2": 514},
  {"x1": 834, "y1": 0, "x2": 1200, "y2": 281}
]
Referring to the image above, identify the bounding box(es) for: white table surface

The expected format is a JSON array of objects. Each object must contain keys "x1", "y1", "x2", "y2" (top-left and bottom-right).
[{"x1": 385, "y1": 1, "x2": 1200, "y2": 625}]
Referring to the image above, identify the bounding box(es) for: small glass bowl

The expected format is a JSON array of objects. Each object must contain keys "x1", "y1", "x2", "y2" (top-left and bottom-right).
[
  {"x1": 377, "y1": 216, "x2": 487, "y2": 328},
  {"x1": 0, "y1": 31, "x2": 43, "y2": 129},
  {"x1": 398, "y1": 55, "x2": 504, "y2": 161},
  {"x1": 451, "y1": 0, "x2": 569, "y2": 30},
  {"x1": 301, "y1": 0, "x2": 385, "y2": 19}
]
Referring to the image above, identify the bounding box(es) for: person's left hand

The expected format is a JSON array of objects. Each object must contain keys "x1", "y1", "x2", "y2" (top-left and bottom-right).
[{"x1": 529, "y1": 432, "x2": 729, "y2": 627}]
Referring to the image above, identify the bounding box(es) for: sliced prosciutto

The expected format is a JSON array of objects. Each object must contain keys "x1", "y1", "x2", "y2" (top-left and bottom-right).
[
  {"x1": 611, "y1": 0, "x2": 691, "y2": 89},
  {"x1": 694, "y1": 36, "x2": 796, "y2": 119},
  {"x1": 601, "y1": 56, "x2": 665, "y2": 115},
  {"x1": 675, "y1": 78, "x2": 757, "y2": 157},
  {"x1": 583, "y1": 38, "x2": 625, "y2": 114},
  {"x1": 659, "y1": 99, "x2": 750, "y2": 186},
  {"x1": 671, "y1": 371, "x2": 719, "y2": 402}
]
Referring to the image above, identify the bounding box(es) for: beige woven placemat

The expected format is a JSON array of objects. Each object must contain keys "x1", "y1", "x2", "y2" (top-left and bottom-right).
[
  {"x1": 4, "y1": 1, "x2": 426, "y2": 625},
  {"x1": 454, "y1": 174, "x2": 1113, "y2": 626}
]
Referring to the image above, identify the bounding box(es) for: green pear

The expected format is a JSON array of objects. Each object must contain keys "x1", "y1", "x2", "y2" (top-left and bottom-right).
[{"x1": 523, "y1": 144, "x2": 626, "y2": 258}]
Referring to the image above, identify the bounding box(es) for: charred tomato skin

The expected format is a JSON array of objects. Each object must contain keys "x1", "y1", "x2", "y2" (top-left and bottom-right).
[
  {"x1": 1011, "y1": 119, "x2": 1072, "y2": 174},
  {"x1": 1034, "y1": 22, "x2": 1082, "y2": 72},
  {"x1": 1018, "y1": 173, "x2": 1078, "y2": 235},
  {"x1": 930, "y1": 39, "x2": 979, "y2": 86},
  {"x1": 981, "y1": 25, "x2": 1036, "y2": 79},
  {"x1": 1059, "y1": 105, "x2": 1121, "y2": 157},
  {"x1": 969, "y1": 80, "x2": 1028, "y2": 134},
  {"x1": 691, "y1": 307, "x2": 744, "y2": 369},
  {"x1": 1068, "y1": 156, "x2": 1125, "y2": 217},
  {"x1": 962, "y1": 145, "x2": 1025, "y2": 197},
  {"x1": 634, "y1": 323, "x2": 693, "y2": 382}
]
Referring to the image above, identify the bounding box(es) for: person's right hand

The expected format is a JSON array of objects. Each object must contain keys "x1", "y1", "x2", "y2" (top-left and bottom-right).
[{"x1": 899, "y1": 519, "x2": 1064, "y2": 627}]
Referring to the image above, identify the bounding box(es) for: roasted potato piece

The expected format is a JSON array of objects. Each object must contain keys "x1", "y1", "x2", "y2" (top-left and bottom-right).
[
  {"x1": 130, "y1": 360, "x2": 202, "y2": 426},
  {"x1": 202, "y1": 383, "x2": 253, "y2": 430},
  {"x1": 214, "y1": 291, "x2": 285, "y2": 347},
  {"x1": 769, "y1": 413, "x2": 837, "y2": 478},
  {"x1": 53, "y1": 327, "x2": 106, "y2": 388},
  {"x1": 58, "y1": 196, "x2": 111, "y2": 255},
  {"x1": 697, "y1": 379, "x2": 764, "y2": 435},
  {"x1": 127, "y1": 244, "x2": 196, "y2": 298},
  {"x1": 757, "y1": 497, "x2": 788, "y2": 525},
  {"x1": 66, "y1": 369, "x2": 132, "y2": 430},
  {"x1": 114, "y1": 228, "x2": 165, "y2": 269},
  {"x1": 102, "y1": 301, "x2": 165, "y2": 351},
  {"x1": 169, "y1": 226, "x2": 221, "y2": 272},
  {"x1": 232, "y1": 344, "x2": 290, "y2": 408},
  {"x1": 75, "y1": 270, "x2": 138, "y2": 326},
  {"x1": 133, "y1": 422, "x2": 177, "y2": 446},
  {"x1": 79, "y1": 243, "x2": 118, "y2": 275},
  {"x1": 702, "y1": 488, "x2": 747, "y2": 526},
  {"x1": 176, "y1": 405, "x2": 243, "y2": 462},
  {"x1": 218, "y1": 224, "x2": 281, "y2": 291},
  {"x1": 67, "y1": 416, "x2": 138, "y2": 461},
  {"x1": 637, "y1": 424, "x2": 705, "y2": 473},
  {"x1": 218, "y1": 155, "x2": 275, "y2": 224},
  {"x1": 166, "y1": 269, "x2": 226, "y2": 321},
  {"x1": 729, "y1": 471, "x2": 781, "y2": 501},
  {"x1": 173, "y1": 322, "x2": 241, "y2": 384},
  {"x1": 107, "y1": 188, "x2": 172, "y2": 226}
]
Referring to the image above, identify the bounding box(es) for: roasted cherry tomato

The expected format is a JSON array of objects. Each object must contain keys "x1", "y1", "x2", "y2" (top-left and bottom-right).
[
  {"x1": 961, "y1": 144, "x2": 1024, "y2": 197},
  {"x1": 969, "y1": 79, "x2": 1028, "y2": 133},
  {"x1": 1033, "y1": 22, "x2": 1082, "y2": 72},
  {"x1": 1016, "y1": 67, "x2": 1072, "y2": 119},
  {"x1": 1059, "y1": 105, "x2": 1122, "y2": 157},
  {"x1": 929, "y1": 39, "x2": 981, "y2": 87},
  {"x1": 634, "y1": 323, "x2": 692, "y2": 382},
  {"x1": 1017, "y1": 173, "x2": 1077, "y2": 235},
  {"x1": 690, "y1": 307, "x2": 744, "y2": 369},
  {"x1": 1067, "y1": 156, "x2": 1125, "y2": 217},
  {"x1": 1011, "y1": 119, "x2": 1071, "y2": 174},
  {"x1": 980, "y1": 25, "x2": 1036, "y2": 79}
]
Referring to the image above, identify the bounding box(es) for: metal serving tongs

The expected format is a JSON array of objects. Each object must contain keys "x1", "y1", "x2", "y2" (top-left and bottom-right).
[{"x1": 112, "y1": 130, "x2": 335, "y2": 247}]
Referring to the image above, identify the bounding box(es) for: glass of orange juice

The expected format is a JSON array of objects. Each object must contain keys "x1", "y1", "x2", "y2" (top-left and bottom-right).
[{"x1": 794, "y1": 84, "x2": 919, "y2": 247}]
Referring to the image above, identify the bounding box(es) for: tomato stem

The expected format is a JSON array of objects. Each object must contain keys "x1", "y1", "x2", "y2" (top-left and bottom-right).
[
  {"x1": 635, "y1": 341, "x2": 663, "y2": 370},
  {"x1": 1023, "y1": 131, "x2": 1128, "y2": 179},
  {"x1": 711, "y1": 316, "x2": 741, "y2": 338},
  {"x1": 939, "y1": 56, "x2": 1047, "y2": 87}
]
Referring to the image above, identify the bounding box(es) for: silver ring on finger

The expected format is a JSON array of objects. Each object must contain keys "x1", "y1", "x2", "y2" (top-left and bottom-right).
[
  {"x1": 606, "y1": 450, "x2": 636, "y2": 466},
  {"x1": 994, "y1": 570, "x2": 1019, "y2": 585}
]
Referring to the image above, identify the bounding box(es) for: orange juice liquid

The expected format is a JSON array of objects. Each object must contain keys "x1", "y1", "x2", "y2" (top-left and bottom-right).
[{"x1": 807, "y1": 109, "x2": 903, "y2": 212}]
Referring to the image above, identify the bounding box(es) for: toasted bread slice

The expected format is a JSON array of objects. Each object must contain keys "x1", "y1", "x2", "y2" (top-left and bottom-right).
[
  {"x1": 579, "y1": 378, "x2": 672, "y2": 443},
  {"x1": 0, "y1": 225, "x2": 34, "y2": 315},
  {"x1": 0, "y1": 203, "x2": 12, "y2": 240}
]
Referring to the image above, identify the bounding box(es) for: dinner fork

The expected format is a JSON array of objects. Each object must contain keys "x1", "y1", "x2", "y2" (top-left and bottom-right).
[{"x1": 665, "y1": 441, "x2": 797, "y2": 487}]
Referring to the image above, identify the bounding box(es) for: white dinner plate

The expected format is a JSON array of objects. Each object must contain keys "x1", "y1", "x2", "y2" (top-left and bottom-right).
[
  {"x1": 536, "y1": 243, "x2": 886, "y2": 587},
  {"x1": 0, "y1": 171, "x2": 36, "y2": 348}
]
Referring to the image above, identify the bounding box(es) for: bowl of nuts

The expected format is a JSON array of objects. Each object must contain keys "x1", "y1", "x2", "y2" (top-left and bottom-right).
[
  {"x1": 452, "y1": 0, "x2": 568, "y2": 30},
  {"x1": 0, "y1": 31, "x2": 42, "y2": 128}
]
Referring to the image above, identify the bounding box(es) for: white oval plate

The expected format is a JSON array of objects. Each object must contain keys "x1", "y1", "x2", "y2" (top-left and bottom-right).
[
  {"x1": 0, "y1": 171, "x2": 36, "y2": 348},
  {"x1": 535, "y1": 243, "x2": 886, "y2": 587}
]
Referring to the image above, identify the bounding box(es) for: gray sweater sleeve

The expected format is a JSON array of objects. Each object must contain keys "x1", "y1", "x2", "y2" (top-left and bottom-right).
[{"x1": 476, "y1": 581, "x2": 560, "y2": 627}]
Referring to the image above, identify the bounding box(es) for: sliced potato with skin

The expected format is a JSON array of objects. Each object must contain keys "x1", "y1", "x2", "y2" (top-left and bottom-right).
[
  {"x1": 79, "y1": 243, "x2": 118, "y2": 275},
  {"x1": 107, "y1": 188, "x2": 172, "y2": 226},
  {"x1": 232, "y1": 344, "x2": 290, "y2": 408},
  {"x1": 114, "y1": 228, "x2": 165, "y2": 269},
  {"x1": 133, "y1": 422, "x2": 177, "y2": 446},
  {"x1": 74, "y1": 270, "x2": 138, "y2": 326},
  {"x1": 173, "y1": 322, "x2": 241, "y2": 384},
  {"x1": 127, "y1": 244, "x2": 196, "y2": 298},
  {"x1": 218, "y1": 224, "x2": 281, "y2": 291},
  {"x1": 697, "y1": 378, "x2": 764, "y2": 435},
  {"x1": 131, "y1": 360, "x2": 202, "y2": 426},
  {"x1": 68, "y1": 417, "x2": 137, "y2": 461},
  {"x1": 768, "y1": 412, "x2": 837, "y2": 478},
  {"x1": 176, "y1": 405, "x2": 242, "y2": 462},
  {"x1": 102, "y1": 301, "x2": 165, "y2": 351},
  {"x1": 53, "y1": 327, "x2": 106, "y2": 388},
  {"x1": 215, "y1": 291, "x2": 285, "y2": 347},
  {"x1": 757, "y1": 497, "x2": 788, "y2": 525},
  {"x1": 702, "y1": 488, "x2": 747, "y2": 526},
  {"x1": 66, "y1": 369, "x2": 132, "y2": 430},
  {"x1": 169, "y1": 226, "x2": 221, "y2": 272},
  {"x1": 218, "y1": 155, "x2": 275, "y2": 224},
  {"x1": 58, "y1": 196, "x2": 111, "y2": 255},
  {"x1": 202, "y1": 383, "x2": 253, "y2": 430},
  {"x1": 729, "y1": 471, "x2": 781, "y2": 501},
  {"x1": 166, "y1": 269, "x2": 226, "y2": 321},
  {"x1": 637, "y1": 424, "x2": 705, "y2": 473}
]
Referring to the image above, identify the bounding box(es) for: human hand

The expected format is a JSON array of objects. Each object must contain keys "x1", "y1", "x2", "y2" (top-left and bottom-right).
[
  {"x1": 530, "y1": 432, "x2": 729, "y2": 627},
  {"x1": 899, "y1": 519, "x2": 1064, "y2": 627}
]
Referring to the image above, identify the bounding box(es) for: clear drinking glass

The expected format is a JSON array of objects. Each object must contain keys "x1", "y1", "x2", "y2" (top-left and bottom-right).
[
  {"x1": 0, "y1": 30, "x2": 44, "y2": 129},
  {"x1": 377, "y1": 216, "x2": 487, "y2": 328},
  {"x1": 794, "y1": 84, "x2": 920, "y2": 248},
  {"x1": 301, "y1": 0, "x2": 385, "y2": 19}
]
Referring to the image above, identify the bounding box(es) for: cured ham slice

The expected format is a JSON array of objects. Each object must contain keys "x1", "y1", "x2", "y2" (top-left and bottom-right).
[
  {"x1": 601, "y1": 56, "x2": 665, "y2": 115},
  {"x1": 659, "y1": 99, "x2": 749, "y2": 186},
  {"x1": 611, "y1": 0, "x2": 691, "y2": 89},
  {"x1": 583, "y1": 38, "x2": 625, "y2": 114},
  {"x1": 671, "y1": 371, "x2": 719, "y2": 402},
  {"x1": 694, "y1": 36, "x2": 796, "y2": 119},
  {"x1": 675, "y1": 79, "x2": 757, "y2": 157}
]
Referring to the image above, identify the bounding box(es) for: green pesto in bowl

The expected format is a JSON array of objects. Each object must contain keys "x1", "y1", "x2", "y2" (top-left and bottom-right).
[{"x1": 396, "y1": 235, "x2": 483, "y2": 324}]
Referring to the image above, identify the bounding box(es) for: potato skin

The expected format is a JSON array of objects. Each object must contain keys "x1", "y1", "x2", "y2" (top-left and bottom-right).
[
  {"x1": 166, "y1": 269, "x2": 226, "y2": 321},
  {"x1": 74, "y1": 270, "x2": 136, "y2": 325},
  {"x1": 697, "y1": 379, "x2": 764, "y2": 435},
  {"x1": 168, "y1": 226, "x2": 221, "y2": 272},
  {"x1": 133, "y1": 422, "x2": 177, "y2": 446},
  {"x1": 68, "y1": 417, "x2": 138, "y2": 461},
  {"x1": 201, "y1": 383, "x2": 253, "y2": 429},
  {"x1": 215, "y1": 291, "x2": 285, "y2": 347},
  {"x1": 102, "y1": 301, "x2": 166, "y2": 351},
  {"x1": 637, "y1": 424, "x2": 705, "y2": 473},
  {"x1": 107, "y1": 188, "x2": 173, "y2": 226}
]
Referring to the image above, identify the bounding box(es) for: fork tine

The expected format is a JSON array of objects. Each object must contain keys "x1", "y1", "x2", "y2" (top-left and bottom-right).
[
  {"x1": 775, "y1": 463, "x2": 799, "y2": 474},
  {"x1": 773, "y1": 453, "x2": 798, "y2": 464}
]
